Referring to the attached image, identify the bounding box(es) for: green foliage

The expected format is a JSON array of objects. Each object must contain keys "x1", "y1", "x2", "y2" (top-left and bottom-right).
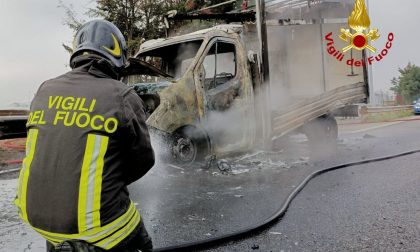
[
  {"x1": 58, "y1": 0, "x2": 86, "y2": 54},
  {"x1": 90, "y1": 0, "x2": 186, "y2": 56},
  {"x1": 60, "y1": 0, "x2": 187, "y2": 56},
  {"x1": 62, "y1": 43, "x2": 74, "y2": 55},
  {"x1": 185, "y1": 0, "x2": 235, "y2": 13},
  {"x1": 58, "y1": 1, "x2": 85, "y2": 32},
  {"x1": 364, "y1": 110, "x2": 413, "y2": 123},
  {"x1": 59, "y1": 0, "x2": 239, "y2": 56},
  {"x1": 390, "y1": 63, "x2": 420, "y2": 103}
]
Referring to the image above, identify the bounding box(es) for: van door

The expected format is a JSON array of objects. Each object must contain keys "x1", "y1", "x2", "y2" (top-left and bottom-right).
[{"x1": 194, "y1": 38, "x2": 255, "y2": 153}]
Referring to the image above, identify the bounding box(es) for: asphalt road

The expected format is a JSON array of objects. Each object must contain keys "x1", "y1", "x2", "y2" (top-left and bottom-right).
[
  {"x1": 197, "y1": 118, "x2": 420, "y2": 252},
  {"x1": 200, "y1": 147, "x2": 420, "y2": 252},
  {"x1": 1, "y1": 117, "x2": 420, "y2": 251}
]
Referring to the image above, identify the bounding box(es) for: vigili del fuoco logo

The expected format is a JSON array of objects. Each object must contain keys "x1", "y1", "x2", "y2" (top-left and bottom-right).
[{"x1": 325, "y1": 0, "x2": 394, "y2": 67}]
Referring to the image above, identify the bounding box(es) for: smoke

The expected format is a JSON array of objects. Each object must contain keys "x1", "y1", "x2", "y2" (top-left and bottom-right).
[
  {"x1": 149, "y1": 129, "x2": 173, "y2": 166},
  {"x1": 172, "y1": 41, "x2": 202, "y2": 79},
  {"x1": 202, "y1": 105, "x2": 248, "y2": 152},
  {"x1": 197, "y1": 77, "x2": 340, "y2": 169},
  {"x1": 144, "y1": 24, "x2": 349, "y2": 167}
]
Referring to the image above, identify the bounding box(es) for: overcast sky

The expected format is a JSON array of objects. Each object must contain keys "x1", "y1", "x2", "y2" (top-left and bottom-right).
[
  {"x1": 368, "y1": 0, "x2": 420, "y2": 98},
  {"x1": 0, "y1": 0, "x2": 95, "y2": 108},
  {"x1": 0, "y1": 0, "x2": 419, "y2": 108}
]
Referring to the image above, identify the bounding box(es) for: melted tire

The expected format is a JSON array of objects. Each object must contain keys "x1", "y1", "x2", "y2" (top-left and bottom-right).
[
  {"x1": 303, "y1": 115, "x2": 338, "y2": 156},
  {"x1": 172, "y1": 127, "x2": 210, "y2": 165}
]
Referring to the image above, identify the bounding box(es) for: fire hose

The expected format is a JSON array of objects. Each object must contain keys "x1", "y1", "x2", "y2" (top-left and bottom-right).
[
  {"x1": 1, "y1": 139, "x2": 420, "y2": 251},
  {"x1": 153, "y1": 148, "x2": 420, "y2": 251}
]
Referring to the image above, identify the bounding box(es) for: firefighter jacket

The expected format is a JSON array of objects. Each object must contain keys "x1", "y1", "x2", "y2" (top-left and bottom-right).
[{"x1": 14, "y1": 57, "x2": 155, "y2": 250}]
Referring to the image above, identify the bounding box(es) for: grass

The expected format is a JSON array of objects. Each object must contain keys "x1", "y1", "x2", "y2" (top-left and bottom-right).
[{"x1": 363, "y1": 110, "x2": 414, "y2": 123}]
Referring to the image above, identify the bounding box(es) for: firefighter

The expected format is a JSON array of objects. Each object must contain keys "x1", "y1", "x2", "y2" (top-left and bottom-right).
[{"x1": 14, "y1": 20, "x2": 155, "y2": 252}]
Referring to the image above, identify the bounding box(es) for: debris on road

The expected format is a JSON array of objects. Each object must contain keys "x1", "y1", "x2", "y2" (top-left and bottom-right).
[
  {"x1": 217, "y1": 159, "x2": 231, "y2": 172},
  {"x1": 363, "y1": 134, "x2": 376, "y2": 139}
]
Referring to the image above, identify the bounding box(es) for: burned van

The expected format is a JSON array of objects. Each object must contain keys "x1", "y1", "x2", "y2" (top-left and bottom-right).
[{"x1": 125, "y1": 22, "x2": 367, "y2": 163}]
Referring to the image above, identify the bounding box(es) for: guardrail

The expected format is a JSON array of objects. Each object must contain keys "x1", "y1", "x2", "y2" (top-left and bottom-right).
[
  {"x1": 0, "y1": 111, "x2": 28, "y2": 140},
  {"x1": 361, "y1": 105, "x2": 413, "y2": 114},
  {"x1": 0, "y1": 110, "x2": 28, "y2": 116},
  {"x1": 360, "y1": 105, "x2": 413, "y2": 122}
]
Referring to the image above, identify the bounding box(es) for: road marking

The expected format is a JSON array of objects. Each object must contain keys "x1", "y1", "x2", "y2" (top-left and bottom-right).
[
  {"x1": 348, "y1": 121, "x2": 402, "y2": 134},
  {"x1": 168, "y1": 164, "x2": 185, "y2": 171}
]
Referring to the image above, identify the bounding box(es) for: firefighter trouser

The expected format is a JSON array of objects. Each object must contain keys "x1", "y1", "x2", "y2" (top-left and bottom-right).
[{"x1": 46, "y1": 220, "x2": 153, "y2": 252}]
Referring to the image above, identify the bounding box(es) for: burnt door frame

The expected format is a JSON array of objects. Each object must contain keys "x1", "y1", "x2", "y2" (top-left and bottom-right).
[{"x1": 193, "y1": 36, "x2": 255, "y2": 153}]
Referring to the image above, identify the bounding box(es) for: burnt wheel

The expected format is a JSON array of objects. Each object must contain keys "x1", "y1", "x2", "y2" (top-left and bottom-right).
[
  {"x1": 302, "y1": 114, "x2": 338, "y2": 155},
  {"x1": 172, "y1": 127, "x2": 210, "y2": 165}
]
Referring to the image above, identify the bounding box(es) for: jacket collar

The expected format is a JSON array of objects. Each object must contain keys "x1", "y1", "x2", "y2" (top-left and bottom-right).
[{"x1": 72, "y1": 55, "x2": 119, "y2": 80}]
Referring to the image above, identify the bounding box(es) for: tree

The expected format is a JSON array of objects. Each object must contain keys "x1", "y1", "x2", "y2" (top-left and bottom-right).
[
  {"x1": 59, "y1": 0, "x2": 237, "y2": 56},
  {"x1": 390, "y1": 63, "x2": 420, "y2": 103},
  {"x1": 91, "y1": 0, "x2": 185, "y2": 56},
  {"x1": 185, "y1": 0, "x2": 235, "y2": 13},
  {"x1": 58, "y1": 0, "x2": 86, "y2": 55},
  {"x1": 59, "y1": 0, "x2": 186, "y2": 56}
]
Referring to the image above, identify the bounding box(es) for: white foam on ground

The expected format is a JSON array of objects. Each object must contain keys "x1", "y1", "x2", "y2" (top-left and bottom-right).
[{"x1": 0, "y1": 179, "x2": 44, "y2": 251}]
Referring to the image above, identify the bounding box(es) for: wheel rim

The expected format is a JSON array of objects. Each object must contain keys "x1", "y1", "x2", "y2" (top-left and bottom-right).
[{"x1": 174, "y1": 137, "x2": 197, "y2": 163}]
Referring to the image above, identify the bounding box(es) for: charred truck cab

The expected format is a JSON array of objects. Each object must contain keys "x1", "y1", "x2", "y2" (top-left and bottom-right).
[
  {"x1": 124, "y1": 0, "x2": 370, "y2": 163},
  {"x1": 126, "y1": 27, "x2": 257, "y2": 163}
]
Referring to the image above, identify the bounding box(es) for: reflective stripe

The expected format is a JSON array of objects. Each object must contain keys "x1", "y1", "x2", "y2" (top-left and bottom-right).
[
  {"x1": 15, "y1": 129, "x2": 39, "y2": 222},
  {"x1": 21, "y1": 131, "x2": 140, "y2": 249},
  {"x1": 78, "y1": 134, "x2": 109, "y2": 232},
  {"x1": 33, "y1": 201, "x2": 141, "y2": 250},
  {"x1": 78, "y1": 135, "x2": 95, "y2": 232},
  {"x1": 97, "y1": 209, "x2": 141, "y2": 249},
  {"x1": 15, "y1": 130, "x2": 32, "y2": 210},
  {"x1": 93, "y1": 136, "x2": 108, "y2": 227}
]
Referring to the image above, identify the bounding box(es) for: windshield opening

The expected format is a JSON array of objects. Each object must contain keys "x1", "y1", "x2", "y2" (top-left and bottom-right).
[{"x1": 135, "y1": 40, "x2": 204, "y2": 83}]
